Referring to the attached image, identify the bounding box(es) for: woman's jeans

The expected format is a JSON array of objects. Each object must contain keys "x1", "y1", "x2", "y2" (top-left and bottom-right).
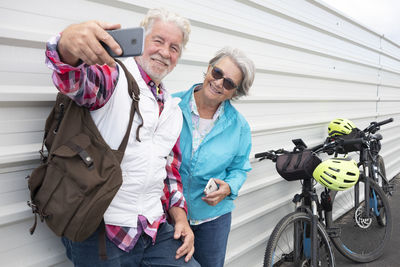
[
  {"x1": 61, "y1": 222, "x2": 200, "y2": 267},
  {"x1": 190, "y1": 212, "x2": 232, "y2": 267}
]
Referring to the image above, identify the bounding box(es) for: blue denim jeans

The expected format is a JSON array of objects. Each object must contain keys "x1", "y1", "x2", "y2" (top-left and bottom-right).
[
  {"x1": 190, "y1": 212, "x2": 232, "y2": 267},
  {"x1": 61, "y1": 222, "x2": 200, "y2": 267}
]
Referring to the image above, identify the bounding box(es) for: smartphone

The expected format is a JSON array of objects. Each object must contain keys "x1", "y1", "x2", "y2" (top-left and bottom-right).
[
  {"x1": 204, "y1": 178, "x2": 219, "y2": 195},
  {"x1": 101, "y1": 27, "x2": 144, "y2": 58},
  {"x1": 292, "y1": 138, "x2": 307, "y2": 150}
]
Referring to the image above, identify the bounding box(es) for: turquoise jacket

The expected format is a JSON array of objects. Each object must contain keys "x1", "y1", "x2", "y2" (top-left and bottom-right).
[{"x1": 173, "y1": 85, "x2": 252, "y2": 220}]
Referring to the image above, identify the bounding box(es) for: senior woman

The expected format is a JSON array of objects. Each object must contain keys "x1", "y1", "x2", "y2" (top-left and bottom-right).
[{"x1": 173, "y1": 47, "x2": 255, "y2": 267}]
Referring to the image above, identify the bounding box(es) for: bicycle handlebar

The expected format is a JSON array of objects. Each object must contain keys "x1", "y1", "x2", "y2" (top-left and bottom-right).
[
  {"x1": 256, "y1": 136, "x2": 365, "y2": 161},
  {"x1": 312, "y1": 137, "x2": 363, "y2": 155},
  {"x1": 377, "y1": 117, "x2": 393, "y2": 126},
  {"x1": 256, "y1": 118, "x2": 393, "y2": 161},
  {"x1": 255, "y1": 148, "x2": 290, "y2": 161},
  {"x1": 254, "y1": 151, "x2": 272, "y2": 159},
  {"x1": 363, "y1": 118, "x2": 393, "y2": 133},
  {"x1": 340, "y1": 137, "x2": 364, "y2": 146}
]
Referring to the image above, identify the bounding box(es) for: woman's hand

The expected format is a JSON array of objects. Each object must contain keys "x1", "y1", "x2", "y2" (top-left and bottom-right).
[{"x1": 202, "y1": 179, "x2": 231, "y2": 206}]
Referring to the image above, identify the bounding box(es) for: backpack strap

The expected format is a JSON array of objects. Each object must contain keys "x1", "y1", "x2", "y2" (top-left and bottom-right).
[
  {"x1": 115, "y1": 58, "x2": 143, "y2": 144},
  {"x1": 98, "y1": 219, "x2": 107, "y2": 261},
  {"x1": 97, "y1": 58, "x2": 144, "y2": 260}
]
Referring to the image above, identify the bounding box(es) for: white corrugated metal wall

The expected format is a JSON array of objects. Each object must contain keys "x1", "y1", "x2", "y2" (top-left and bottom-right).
[{"x1": 0, "y1": 0, "x2": 399, "y2": 266}]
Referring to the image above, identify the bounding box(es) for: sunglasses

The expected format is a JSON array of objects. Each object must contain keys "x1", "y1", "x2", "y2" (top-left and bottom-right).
[{"x1": 211, "y1": 66, "x2": 238, "y2": 90}]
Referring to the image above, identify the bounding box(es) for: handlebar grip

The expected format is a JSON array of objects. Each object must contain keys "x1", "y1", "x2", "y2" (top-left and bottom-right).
[
  {"x1": 255, "y1": 152, "x2": 270, "y2": 158},
  {"x1": 377, "y1": 118, "x2": 393, "y2": 127},
  {"x1": 341, "y1": 138, "x2": 364, "y2": 145}
]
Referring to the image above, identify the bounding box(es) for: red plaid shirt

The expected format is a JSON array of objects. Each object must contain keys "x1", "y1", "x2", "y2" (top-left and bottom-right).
[{"x1": 45, "y1": 34, "x2": 186, "y2": 251}]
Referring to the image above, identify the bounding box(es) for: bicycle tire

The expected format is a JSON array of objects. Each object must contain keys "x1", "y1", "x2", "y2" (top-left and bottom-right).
[
  {"x1": 264, "y1": 211, "x2": 335, "y2": 267},
  {"x1": 325, "y1": 175, "x2": 392, "y2": 262},
  {"x1": 375, "y1": 155, "x2": 389, "y2": 226},
  {"x1": 377, "y1": 155, "x2": 386, "y2": 179},
  {"x1": 377, "y1": 155, "x2": 391, "y2": 196}
]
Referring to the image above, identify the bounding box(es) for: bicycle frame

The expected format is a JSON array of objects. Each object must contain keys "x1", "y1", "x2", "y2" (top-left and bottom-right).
[
  {"x1": 330, "y1": 146, "x2": 379, "y2": 226},
  {"x1": 331, "y1": 126, "x2": 391, "y2": 220},
  {"x1": 348, "y1": 138, "x2": 386, "y2": 219},
  {"x1": 361, "y1": 119, "x2": 393, "y2": 190},
  {"x1": 292, "y1": 178, "x2": 320, "y2": 266}
]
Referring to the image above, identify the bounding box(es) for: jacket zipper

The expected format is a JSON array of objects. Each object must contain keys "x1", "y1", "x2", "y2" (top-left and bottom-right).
[{"x1": 187, "y1": 147, "x2": 196, "y2": 221}]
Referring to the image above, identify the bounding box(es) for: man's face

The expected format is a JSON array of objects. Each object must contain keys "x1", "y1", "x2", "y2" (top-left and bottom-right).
[{"x1": 135, "y1": 20, "x2": 183, "y2": 85}]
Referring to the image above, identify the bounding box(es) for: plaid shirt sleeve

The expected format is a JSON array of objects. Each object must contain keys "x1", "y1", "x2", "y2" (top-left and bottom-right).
[
  {"x1": 45, "y1": 34, "x2": 119, "y2": 110},
  {"x1": 161, "y1": 136, "x2": 188, "y2": 215}
]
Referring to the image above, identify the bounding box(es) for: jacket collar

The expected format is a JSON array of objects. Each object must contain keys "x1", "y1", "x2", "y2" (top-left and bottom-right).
[
  {"x1": 180, "y1": 84, "x2": 235, "y2": 116},
  {"x1": 180, "y1": 84, "x2": 236, "y2": 141}
]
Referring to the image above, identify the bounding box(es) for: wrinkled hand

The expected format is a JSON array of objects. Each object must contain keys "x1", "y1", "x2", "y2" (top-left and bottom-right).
[
  {"x1": 58, "y1": 20, "x2": 122, "y2": 67},
  {"x1": 202, "y1": 179, "x2": 231, "y2": 206},
  {"x1": 168, "y1": 207, "x2": 195, "y2": 262},
  {"x1": 174, "y1": 221, "x2": 195, "y2": 262}
]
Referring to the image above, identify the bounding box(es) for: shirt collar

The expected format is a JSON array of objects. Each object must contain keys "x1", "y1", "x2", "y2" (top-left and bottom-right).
[
  {"x1": 136, "y1": 62, "x2": 164, "y2": 91},
  {"x1": 135, "y1": 60, "x2": 165, "y2": 99}
]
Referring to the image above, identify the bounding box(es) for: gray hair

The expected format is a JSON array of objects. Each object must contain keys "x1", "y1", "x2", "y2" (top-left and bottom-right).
[
  {"x1": 209, "y1": 47, "x2": 255, "y2": 99},
  {"x1": 140, "y1": 8, "x2": 191, "y2": 50}
]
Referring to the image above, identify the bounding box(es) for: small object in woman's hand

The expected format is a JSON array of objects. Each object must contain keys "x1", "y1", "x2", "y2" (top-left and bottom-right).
[{"x1": 204, "y1": 178, "x2": 218, "y2": 195}]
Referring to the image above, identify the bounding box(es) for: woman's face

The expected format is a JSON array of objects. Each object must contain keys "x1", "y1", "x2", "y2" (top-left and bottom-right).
[{"x1": 202, "y1": 56, "x2": 243, "y2": 106}]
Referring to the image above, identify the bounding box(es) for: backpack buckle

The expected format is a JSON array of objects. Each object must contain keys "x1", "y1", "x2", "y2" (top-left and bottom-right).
[
  {"x1": 39, "y1": 149, "x2": 48, "y2": 162},
  {"x1": 27, "y1": 201, "x2": 38, "y2": 213},
  {"x1": 27, "y1": 201, "x2": 49, "y2": 220}
]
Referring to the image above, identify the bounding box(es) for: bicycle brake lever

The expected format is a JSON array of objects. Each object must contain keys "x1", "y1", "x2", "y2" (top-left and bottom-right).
[{"x1": 371, "y1": 125, "x2": 380, "y2": 134}]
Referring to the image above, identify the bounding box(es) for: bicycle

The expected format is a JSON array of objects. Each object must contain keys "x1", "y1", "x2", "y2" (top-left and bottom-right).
[
  {"x1": 255, "y1": 138, "x2": 358, "y2": 267},
  {"x1": 256, "y1": 135, "x2": 392, "y2": 266},
  {"x1": 324, "y1": 118, "x2": 394, "y2": 262},
  {"x1": 328, "y1": 118, "x2": 394, "y2": 195}
]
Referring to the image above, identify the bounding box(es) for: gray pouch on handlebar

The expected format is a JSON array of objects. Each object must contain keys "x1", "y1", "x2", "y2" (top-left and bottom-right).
[{"x1": 276, "y1": 150, "x2": 321, "y2": 181}]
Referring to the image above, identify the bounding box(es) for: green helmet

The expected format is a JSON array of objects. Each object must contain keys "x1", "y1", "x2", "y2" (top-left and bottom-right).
[
  {"x1": 313, "y1": 157, "x2": 359, "y2": 191},
  {"x1": 328, "y1": 118, "x2": 356, "y2": 136}
]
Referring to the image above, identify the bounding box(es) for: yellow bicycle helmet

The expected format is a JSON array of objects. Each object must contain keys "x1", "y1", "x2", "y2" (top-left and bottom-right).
[
  {"x1": 313, "y1": 157, "x2": 359, "y2": 191},
  {"x1": 328, "y1": 118, "x2": 356, "y2": 136}
]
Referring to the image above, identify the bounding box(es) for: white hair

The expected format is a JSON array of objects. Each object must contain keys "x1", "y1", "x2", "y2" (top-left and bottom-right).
[
  {"x1": 209, "y1": 47, "x2": 255, "y2": 99},
  {"x1": 140, "y1": 8, "x2": 191, "y2": 49}
]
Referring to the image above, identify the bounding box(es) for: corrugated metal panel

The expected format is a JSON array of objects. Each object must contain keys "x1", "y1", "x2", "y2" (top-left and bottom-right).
[{"x1": 0, "y1": 0, "x2": 399, "y2": 266}]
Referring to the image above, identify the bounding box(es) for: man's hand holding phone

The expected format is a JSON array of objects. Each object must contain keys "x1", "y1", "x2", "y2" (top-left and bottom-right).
[
  {"x1": 58, "y1": 20, "x2": 122, "y2": 67},
  {"x1": 101, "y1": 27, "x2": 144, "y2": 58},
  {"x1": 202, "y1": 178, "x2": 231, "y2": 206},
  {"x1": 58, "y1": 21, "x2": 144, "y2": 68}
]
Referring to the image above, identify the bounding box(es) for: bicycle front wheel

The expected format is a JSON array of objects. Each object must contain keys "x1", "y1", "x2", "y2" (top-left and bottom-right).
[
  {"x1": 264, "y1": 211, "x2": 335, "y2": 267},
  {"x1": 376, "y1": 155, "x2": 391, "y2": 196},
  {"x1": 326, "y1": 175, "x2": 392, "y2": 262}
]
